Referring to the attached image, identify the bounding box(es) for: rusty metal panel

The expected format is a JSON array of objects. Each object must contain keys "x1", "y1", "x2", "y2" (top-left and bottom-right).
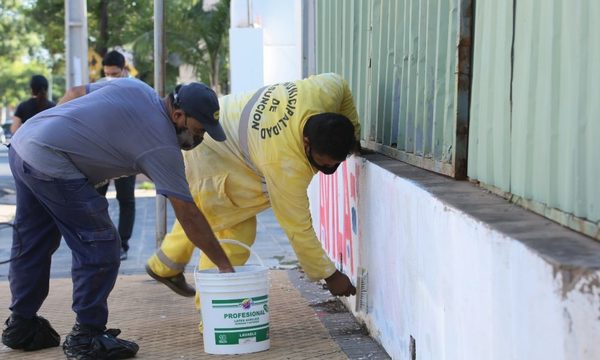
[
  {"x1": 314, "y1": 0, "x2": 472, "y2": 178},
  {"x1": 469, "y1": 1, "x2": 600, "y2": 236}
]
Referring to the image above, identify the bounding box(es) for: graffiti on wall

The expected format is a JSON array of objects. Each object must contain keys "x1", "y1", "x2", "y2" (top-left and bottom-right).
[{"x1": 318, "y1": 158, "x2": 359, "y2": 279}]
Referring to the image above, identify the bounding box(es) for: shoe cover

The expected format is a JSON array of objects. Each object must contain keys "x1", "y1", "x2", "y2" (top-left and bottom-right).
[
  {"x1": 1, "y1": 315, "x2": 60, "y2": 351},
  {"x1": 63, "y1": 324, "x2": 139, "y2": 360}
]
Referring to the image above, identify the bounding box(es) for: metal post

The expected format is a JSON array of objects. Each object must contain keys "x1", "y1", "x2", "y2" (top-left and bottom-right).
[
  {"x1": 301, "y1": 0, "x2": 316, "y2": 78},
  {"x1": 154, "y1": 0, "x2": 167, "y2": 247},
  {"x1": 65, "y1": 0, "x2": 89, "y2": 88}
]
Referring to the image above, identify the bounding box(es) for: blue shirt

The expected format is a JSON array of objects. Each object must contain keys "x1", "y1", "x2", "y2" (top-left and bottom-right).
[{"x1": 10, "y1": 78, "x2": 193, "y2": 201}]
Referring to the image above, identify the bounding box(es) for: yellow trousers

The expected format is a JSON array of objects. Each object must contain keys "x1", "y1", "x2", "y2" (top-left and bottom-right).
[{"x1": 147, "y1": 215, "x2": 257, "y2": 309}]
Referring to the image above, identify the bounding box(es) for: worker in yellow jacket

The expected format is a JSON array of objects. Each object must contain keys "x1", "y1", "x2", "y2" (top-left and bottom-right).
[{"x1": 146, "y1": 73, "x2": 360, "y2": 302}]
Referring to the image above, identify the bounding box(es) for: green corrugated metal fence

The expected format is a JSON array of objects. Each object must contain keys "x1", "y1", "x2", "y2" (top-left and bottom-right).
[
  {"x1": 312, "y1": 0, "x2": 599, "y2": 239},
  {"x1": 314, "y1": 0, "x2": 473, "y2": 179},
  {"x1": 469, "y1": 0, "x2": 600, "y2": 239}
]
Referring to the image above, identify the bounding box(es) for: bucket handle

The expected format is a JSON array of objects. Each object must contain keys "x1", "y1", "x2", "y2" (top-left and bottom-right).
[{"x1": 218, "y1": 239, "x2": 265, "y2": 267}]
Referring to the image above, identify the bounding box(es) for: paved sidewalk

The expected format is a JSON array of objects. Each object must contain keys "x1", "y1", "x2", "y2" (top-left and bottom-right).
[
  {"x1": 0, "y1": 271, "x2": 351, "y2": 359},
  {"x1": 0, "y1": 177, "x2": 390, "y2": 359}
]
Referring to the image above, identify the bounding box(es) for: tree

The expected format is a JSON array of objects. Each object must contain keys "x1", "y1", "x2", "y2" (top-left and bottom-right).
[
  {"x1": 0, "y1": 60, "x2": 52, "y2": 106},
  {"x1": 21, "y1": 0, "x2": 65, "y2": 102},
  {"x1": 130, "y1": 0, "x2": 231, "y2": 93},
  {"x1": 0, "y1": 0, "x2": 54, "y2": 107},
  {"x1": 87, "y1": 0, "x2": 155, "y2": 58},
  {"x1": 182, "y1": 0, "x2": 231, "y2": 93},
  {"x1": 0, "y1": 0, "x2": 43, "y2": 61},
  {"x1": 14, "y1": 0, "x2": 231, "y2": 98},
  {"x1": 23, "y1": 0, "x2": 63, "y2": 60}
]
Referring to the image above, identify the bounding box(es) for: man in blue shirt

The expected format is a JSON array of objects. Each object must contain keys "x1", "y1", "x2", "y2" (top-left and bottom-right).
[{"x1": 1, "y1": 78, "x2": 234, "y2": 359}]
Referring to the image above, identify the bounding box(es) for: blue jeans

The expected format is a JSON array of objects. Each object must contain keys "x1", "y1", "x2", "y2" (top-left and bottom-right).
[{"x1": 8, "y1": 147, "x2": 120, "y2": 329}]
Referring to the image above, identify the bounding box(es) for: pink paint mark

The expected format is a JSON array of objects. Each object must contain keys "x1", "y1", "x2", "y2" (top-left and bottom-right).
[
  {"x1": 318, "y1": 159, "x2": 358, "y2": 278},
  {"x1": 341, "y1": 162, "x2": 354, "y2": 274}
]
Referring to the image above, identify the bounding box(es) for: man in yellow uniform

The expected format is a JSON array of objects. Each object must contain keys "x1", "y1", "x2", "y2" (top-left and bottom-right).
[{"x1": 146, "y1": 73, "x2": 359, "y2": 300}]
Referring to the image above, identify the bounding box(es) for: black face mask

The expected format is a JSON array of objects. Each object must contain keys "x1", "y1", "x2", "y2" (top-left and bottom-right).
[
  {"x1": 307, "y1": 147, "x2": 340, "y2": 175},
  {"x1": 175, "y1": 115, "x2": 203, "y2": 150},
  {"x1": 175, "y1": 125, "x2": 203, "y2": 150}
]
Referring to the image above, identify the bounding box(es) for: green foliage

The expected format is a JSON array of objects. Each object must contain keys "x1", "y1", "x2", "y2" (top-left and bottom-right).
[
  {"x1": 84, "y1": 0, "x2": 231, "y2": 92},
  {"x1": 0, "y1": 0, "x2": 54, "y2": 106},
  {"x1": 0, "y1": 59, "x2": 54, "y2": 106},
  {"x1": 138, "y1": 181, "x2": 155, "y2": 190},
  {"x1": 1, "y1": 0, "x2": 231, "y2": 107},
  {"x1": 0, "y1": 0, "x2": 43, "y2": 61},
  {"x1": 182, "y1": 0, "x2": 231, "y2": 93},
  {"x1": 87, "y1": 0, "x2": 155, "y2": 57},
  {"x1": 23, "y1": 0, "x2": 64, "y2": 62},
  {"x1": 130, "y1": 0, "x2": 231, "y2": 93}
]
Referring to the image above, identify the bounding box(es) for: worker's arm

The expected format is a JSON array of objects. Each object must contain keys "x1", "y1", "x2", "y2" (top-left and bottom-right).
[
  {"x1": 263, "y1": 163, "x2": 356, "y2": 297},
  {"x1": 58, "y1": 85, "x2": 87, "y2": 105},
  {"x1": 169, "y1": 196, "x2": 234, "y2": 272},
  {"x1": 10, "y1": 116, "x2": 22, "y2": 134}
]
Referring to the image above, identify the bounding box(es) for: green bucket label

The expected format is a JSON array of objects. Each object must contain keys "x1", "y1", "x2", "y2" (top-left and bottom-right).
[
  {"x1": 214, "y1": 324, "x2": 269, "y2": 345},
  {"x1": 211, "y1": 295, "x2": 269, "y2": 345}
]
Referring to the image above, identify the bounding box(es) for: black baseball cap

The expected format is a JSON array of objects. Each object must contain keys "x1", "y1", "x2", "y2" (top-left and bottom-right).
[{"x1": 174, "y1": 82, "x2": 226, "y2": 142}]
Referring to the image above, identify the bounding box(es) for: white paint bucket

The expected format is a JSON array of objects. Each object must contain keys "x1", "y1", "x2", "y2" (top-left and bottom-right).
[{"x1": 194, "y1": 239, "x2": 270, "y2": 355}]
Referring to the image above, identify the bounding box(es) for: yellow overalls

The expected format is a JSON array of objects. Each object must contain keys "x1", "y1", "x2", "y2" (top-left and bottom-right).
[{"x1": 147, "y1": 73, "x2": 361, "y2": 307}]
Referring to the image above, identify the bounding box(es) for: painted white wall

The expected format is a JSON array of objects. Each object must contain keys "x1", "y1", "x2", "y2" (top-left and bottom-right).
[
  {"x1": 308, "y1": 157, "x2": 600, "y2": 360},
  {"x1": 230, "y1": 0, "x2": 302, "y2": 93},
  {"x1": 228, "y1": 2, "x2": 600, "y2": 357}
]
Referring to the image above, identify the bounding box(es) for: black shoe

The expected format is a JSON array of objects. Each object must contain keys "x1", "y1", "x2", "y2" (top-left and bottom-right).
[
  {"x1": 2, "y1": 314, "x2": 60, "y2": 351},
  {"x1": 62, "y1": 323, "x2": 139, "y2": 360},
  {"x1": 145, "y1": 264, "x2": 195, "y2": 297},
  {"x1": 120, "y1": 250, "x2": 128, "y2": 261}
]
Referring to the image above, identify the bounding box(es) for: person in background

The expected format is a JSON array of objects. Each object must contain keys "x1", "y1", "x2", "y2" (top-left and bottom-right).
[
  {"x1": 100, "y1": 50, "x2": 129, "y2": 79},
  {"x1": 11, "y1": 75, "x2": 55, "y2": 134},
  {"x1": 96, "y1": 50, "x2": 136, "y2": 260},
  {"x1": 1, "y1": 78, "x2": 234, "y2": 359},
  {"x1": 146, "y1": 73, "x2": 359, "y2": 315}
]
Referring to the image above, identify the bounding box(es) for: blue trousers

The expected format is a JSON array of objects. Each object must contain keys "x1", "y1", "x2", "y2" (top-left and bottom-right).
[
  {"x1": 97, "y1": 175, "x2": 136, "y2": 252},
  {"x1": 8, "y1": 147, "x2": 120, "y2": 329}
]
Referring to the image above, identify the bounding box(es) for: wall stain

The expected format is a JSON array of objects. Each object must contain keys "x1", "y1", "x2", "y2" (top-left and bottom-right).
[
  {"x1": 553, "y1": 265, "x2": 600, "y2": 301},
  {"x1": 563, "y1": 308, "x2": 573, "y2": 334}
]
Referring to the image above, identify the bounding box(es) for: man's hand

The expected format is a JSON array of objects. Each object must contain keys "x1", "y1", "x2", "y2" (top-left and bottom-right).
[
  {"x1": 58, "y1": 85, "x2": 87, "y2": 105},
  {"x1": 324, "y1": 270, "x2": 356, "y2": 297},
  {"x1": 169, "y1": 196, "x2": 234, "y2": 272}
]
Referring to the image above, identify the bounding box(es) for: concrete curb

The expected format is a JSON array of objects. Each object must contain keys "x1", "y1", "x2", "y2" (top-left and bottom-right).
[{"x1": 288, "y1": 270, "x2": 391, "y2": 359}]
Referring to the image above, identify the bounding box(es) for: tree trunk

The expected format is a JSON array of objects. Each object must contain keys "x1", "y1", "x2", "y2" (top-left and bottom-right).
[
  {"x1": 210, "y1": 52, "x2": 220, "y2": 94},
  {"x1": 97, "y1": 0, "x2": 110, "y2": 57}
]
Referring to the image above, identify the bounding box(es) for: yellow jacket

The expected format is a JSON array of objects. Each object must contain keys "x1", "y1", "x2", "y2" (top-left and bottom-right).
[{"x1": 184, "y1": 73, "x2": 361, "y2": 280}]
